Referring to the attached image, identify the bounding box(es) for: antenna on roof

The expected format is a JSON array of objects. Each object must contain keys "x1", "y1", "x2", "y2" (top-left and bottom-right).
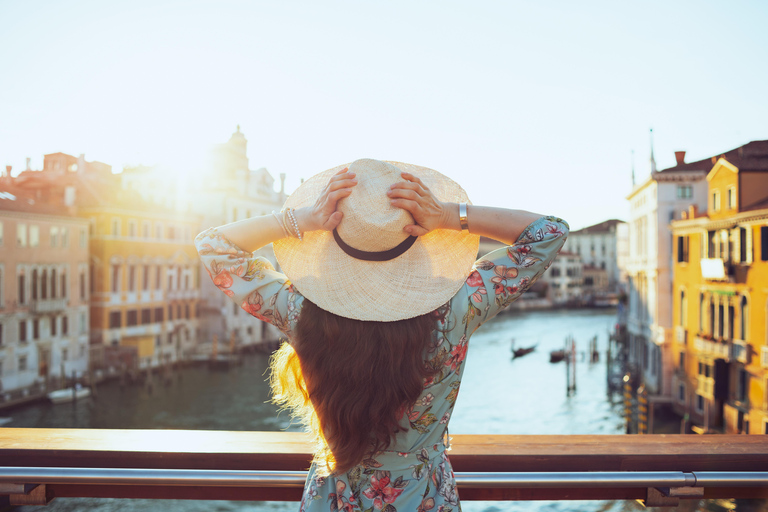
[{"x1": 649, "y1": 128, "x2": 657, "y2": 174}]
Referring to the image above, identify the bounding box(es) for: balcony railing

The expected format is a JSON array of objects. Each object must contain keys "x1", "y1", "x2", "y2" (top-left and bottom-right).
[
  {"x1": 29, "y1": 298, "x2": 68, "y2": 314},
  {"x1": 730, "y1": 339, "x2": 748, "y2": 364},
  {"x1": 694, "y1": 335, "x2": 729, "y2": 361},
  {"x1": 2, "y1": 429, "x2": 768, "y2": 507}
]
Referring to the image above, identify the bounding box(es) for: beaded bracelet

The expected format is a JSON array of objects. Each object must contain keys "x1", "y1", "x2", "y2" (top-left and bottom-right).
[
  {"x1": 284, "y1": 208, "x2": 303, "y2": 241},
  {"x1": 271, "y1": 211, "x2": 291, "y2": 238},
  {"x1": 281, "y1": 209, "x2": 293, "y2": 239}
]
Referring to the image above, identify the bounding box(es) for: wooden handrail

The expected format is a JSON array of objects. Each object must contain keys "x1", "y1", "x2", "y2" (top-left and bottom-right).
[{"x1": 2, "y1": 429, "x2": 768, "y2": 503}]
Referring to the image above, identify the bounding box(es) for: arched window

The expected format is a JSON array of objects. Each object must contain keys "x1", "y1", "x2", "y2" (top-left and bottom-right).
[
  {"x1": 41, "y1": 269, "x2": 48, "y2": 299},
  {"x1": 31, "y1": 269, "x2": 38, "y2": 301},
  {"x1": 740, "y1": 296, "x2": 749, "y2": 341}
]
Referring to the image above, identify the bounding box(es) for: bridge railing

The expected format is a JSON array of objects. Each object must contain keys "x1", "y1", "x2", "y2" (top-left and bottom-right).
[{"x1": 2, "y1": 429, "x2": 768, "y2": 507}]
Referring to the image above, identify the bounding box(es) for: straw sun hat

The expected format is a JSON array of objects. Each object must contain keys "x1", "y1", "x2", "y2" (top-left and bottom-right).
[{"x1": 273, "y1": 159, "x2": 480, "y2": 322}]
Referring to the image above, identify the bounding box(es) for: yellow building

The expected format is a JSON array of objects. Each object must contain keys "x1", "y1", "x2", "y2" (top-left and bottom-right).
[
  {"x1": 671, "y1": 140, "x2": 768, "y2": 434},
  {"x1": 16, "y1": 153, "x2": 202, "y2": 372}
]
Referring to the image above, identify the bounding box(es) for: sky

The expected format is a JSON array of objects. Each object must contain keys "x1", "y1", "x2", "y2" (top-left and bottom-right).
[{"x1": 1, "y1": 0, "x2": 767, "y2": 230}]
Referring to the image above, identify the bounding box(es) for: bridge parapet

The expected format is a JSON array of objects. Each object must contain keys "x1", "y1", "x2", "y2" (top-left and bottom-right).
[{"x1": 2, "y1": 429, "x2": 768, "y2": 506}]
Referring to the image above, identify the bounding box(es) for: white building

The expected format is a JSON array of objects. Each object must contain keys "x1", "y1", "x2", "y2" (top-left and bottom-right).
[
  {"x1": 565, "y1": 219, "x2": 628, "y2": 294},
  {"x1": 190, "y1": 127, "x2": 287, "y2": 350},
  {"x1": 626, "y1": 149, "x2": 710, "y2": 396},
  {"x1": 541, "y1": 251, "x2": 583, "y2": 305}
]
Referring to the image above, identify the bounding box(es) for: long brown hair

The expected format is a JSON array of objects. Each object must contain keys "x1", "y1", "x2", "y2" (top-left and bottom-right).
[{"x1": 269, "y1": 299, "x2": 436, "y2": 475}]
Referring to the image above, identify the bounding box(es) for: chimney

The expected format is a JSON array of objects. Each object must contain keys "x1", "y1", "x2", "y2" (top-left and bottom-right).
[
  {"x1": 279, "y1": 173, "x2": 286, "y2": 195},
  {"x1": 674, "y1": 151, "x2": 686, "y2": 165},
  {"x1": 25, "y1": 157, "x2": 31, "y2": 171},
  {"x1": 4, "y1": 165, "x2": 10, "y2": 177},
  {"x1": 688, "y1": 205, "x2": 697, "y2": 219}
]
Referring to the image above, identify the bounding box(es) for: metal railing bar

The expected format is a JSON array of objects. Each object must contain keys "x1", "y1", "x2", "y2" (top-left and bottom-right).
[
  {"x1": 693, "y1": 472, "x2": 768, "y2": 487},
  {"x1": 1, "y1": 468, "x2": 767, "y2": 489}
]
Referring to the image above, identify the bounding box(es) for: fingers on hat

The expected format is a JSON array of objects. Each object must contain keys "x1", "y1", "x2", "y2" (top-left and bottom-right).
[
  {"x1": 387, "y1": 187, "x2": 424, "y2": 202},
  {"x1": 389, "y1": 181, "x2": 427, "y2": 197},
  {"x1": 389, "y1": 197, "x2": 420, "y2": 214},
  {"x1": 322, "y1": 211, "x2": 344, "y2": 230},
  {"x1": 333, "y1": 166, "x2": 350, "y2": 176},
  {"x1": 401, "y1": 172, "x2": 428, "y2": 188},
  {"x1": 404, "y1": 223, "x2": 429, "y2": 236},
  {"x1": 328, "y1": 188, "x2": 354, "y2": 202},
  {"x1": 326, "y1": 177, "x2": 358, "y2": 192}
]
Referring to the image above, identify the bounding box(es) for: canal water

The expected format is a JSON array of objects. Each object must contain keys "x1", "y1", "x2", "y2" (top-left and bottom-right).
[{"x1": 7, "y1": 309, "x2": 736, "y2": 512}]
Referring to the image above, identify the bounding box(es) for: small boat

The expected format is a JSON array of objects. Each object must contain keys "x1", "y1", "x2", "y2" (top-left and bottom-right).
[
  {"x1": 549, "y1": 350, "x2": 566, "y2": 363},
  {"x1": 512, "y1": 345, "x2": 537, "y2": 358},
  {"x1": 47, "y1": 386, "x2": 91, "y2": 404}
]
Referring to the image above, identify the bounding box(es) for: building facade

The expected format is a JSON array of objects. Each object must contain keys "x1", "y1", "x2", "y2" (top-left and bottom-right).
[
  {"x1": 13, "y1": 153, "x2": 202, "y2": 373},
  {"x1": 565, "y1": 219, "x2": 628, "y2": 304},
  {"x1": 540, "y1": 250, "x2": 583, "y2": 305},
  {"x1": 626, "y1": 150, "x2": 710, "y2": 396},
  {"x1": 670, "y1": 140, "x2": 768, "y2": 433},
  {"x1": 0, "y1": 179, "x2": 90, "y2": 396}
]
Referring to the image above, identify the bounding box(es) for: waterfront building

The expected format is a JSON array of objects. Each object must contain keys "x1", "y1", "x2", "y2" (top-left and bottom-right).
[
  {"x1": 626, "y1": 148, "x2": 710, "y2": 397},
  {"x1": 540, "y1": 250, "x2": 583, "y2": 305},
  {"x1": 0, "y1": 169, "x2": 90, "y2": 397},
  {"x1": 13, "y1": 154, "x2": 202, "y2": 372},
  {"x1": 565, "y1": 219, "x2": 628, "y2": 301},
  {"x1": 670, "y1": 140, "x2": 768, "y2": 433},
  {"x1": 189, "y1": 127, "x2": 287, "y2": 350}
]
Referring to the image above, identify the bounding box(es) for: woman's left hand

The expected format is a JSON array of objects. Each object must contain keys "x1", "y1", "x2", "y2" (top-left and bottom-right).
[
  {"x1": 387, "y1": 172, "x2": 451, "y2": 236},
  {"x1": 297, "y1": 167, "x2": 358, "y2": 232}
]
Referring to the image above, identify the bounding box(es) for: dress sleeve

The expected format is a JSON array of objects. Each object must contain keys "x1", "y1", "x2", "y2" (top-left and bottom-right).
[
  {"x1": 452, "y1": 215, "x2": 569, "y2": 335},
  {"x1": 195, "y1": 227, "x2": 304, "y2": 338}
]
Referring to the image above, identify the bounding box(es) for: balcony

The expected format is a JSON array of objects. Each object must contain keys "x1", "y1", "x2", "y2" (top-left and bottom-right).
[
  {"x1": 674, "y1": 326, "x2": 687, "y2": 345},
  {"x1": 730, "y1": 340, "x2": 748, "y2": 364},
  {"x1": 693, "y1": 335, "x2": 729, "y2": 361},
  {"x1": 697, "y1": 377, "x2": 715, "y2": 398},
  {"x1": 29, "y1": 298, "x2": 68, "y2": 314},
  {"x1": 2, "y1": 429, "x2": 768, "y2": 507}
]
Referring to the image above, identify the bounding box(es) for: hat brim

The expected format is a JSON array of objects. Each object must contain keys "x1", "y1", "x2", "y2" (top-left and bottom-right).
[{"x1": 273, "y1": 161, "x2": 480, "y2": 321}]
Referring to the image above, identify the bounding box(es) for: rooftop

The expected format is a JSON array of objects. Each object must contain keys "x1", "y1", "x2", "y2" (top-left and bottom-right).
[
  {"x1": 570, "y1": 219, "x2": 625, "y2": 235},
  {"x1": 657, "y1": 139, "x2": 768, "y2": 174}
]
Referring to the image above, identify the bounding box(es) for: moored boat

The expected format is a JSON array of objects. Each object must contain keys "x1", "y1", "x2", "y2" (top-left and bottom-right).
[
  {"x1": 47, "y1": 386, "x2": 91, "y2": 404},
  {"x1": 549, "y1": 349, "x2": 567, "y2": 363},
  {"x1": 512, "y1": 345, "x2": 537, "y2": 358}
]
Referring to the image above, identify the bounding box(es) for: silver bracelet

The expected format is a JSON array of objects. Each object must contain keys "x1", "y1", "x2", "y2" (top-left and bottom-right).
[
  {"x1": 459, "y1": 203, "x2": 469, "y2": 231},
  {"x1": 272, "y1": 211, "x2": 291, "y2": 238},
  {"x1": 285, "y1": 208, "x2": 303, "y2": 241}
]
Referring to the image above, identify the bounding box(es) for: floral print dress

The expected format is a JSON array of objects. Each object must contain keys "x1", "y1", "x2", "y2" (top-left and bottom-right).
[{"x1": 196, "y1": 215, "x2": 569, "y2": 512}]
